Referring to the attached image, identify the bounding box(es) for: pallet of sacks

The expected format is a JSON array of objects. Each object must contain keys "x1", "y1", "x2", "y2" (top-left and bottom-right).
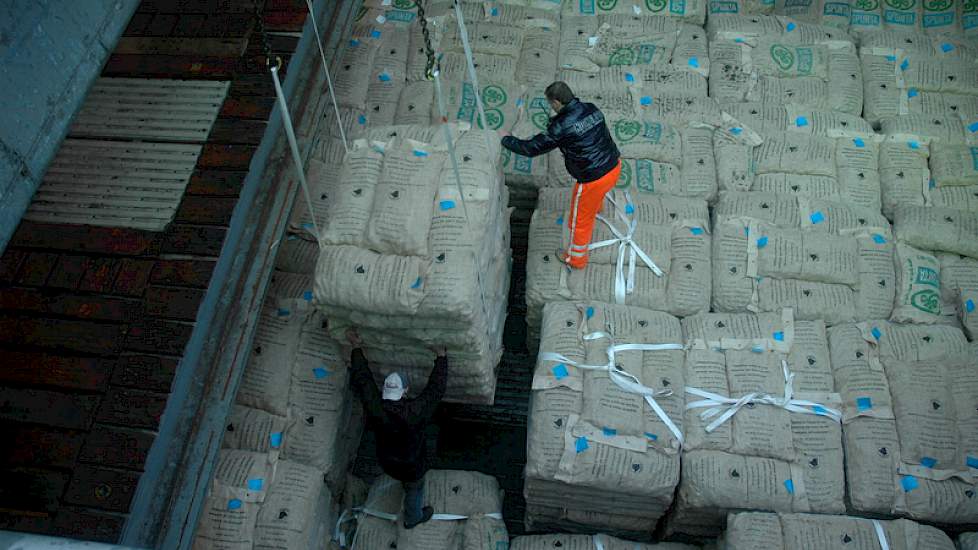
[
  {"x1": 512, "y1": 534, "x2": 699, "y2": 549},
  {"x1": 525, "y1": 188, "x2": 710, "y2": 348},
  {"x1": 962, "y1": 533, "x2": 978, "y2": 549},
  {"x1": 313, "y1": 128, "x2": 511, "y2": 404},
  {"x1": 870, "y1": 111, "x2": 978, "y2": 216},
  {"x1": 343, "y1": 470, "x2": 508, "y2": 549},
  {"x1": 526, "y1": 301, "x2": 686, "y2": 538},
  {"x1": 193, "y1": 450, "x2": 336, "y2": 549},
  {"x1": 860, "y1": 31, "x2": 978, "y2": 128},
  {"x1": 663, "y1": 310, "x2": 845, "y2": 537},
  {"x1": 706, "y1": 15, "x2": 862, "y2": 116},
  {"x1": 722, "y1": 511, "x2": 956, "y2": 549},
  {"x1": 827, "y1": 321, "x2": 978, "y2": 524},
  {"x1": 715, "y1": 103, "x2": 882, "y2": 213},
  {"x1": 224, "y1": 273, "x2": 363, "y2": 494},
  {"x1": 711, "y1": 191, "x2": 896, "y2": 325},
  {"x1": 559, "y1": 0, "x2": 706, "y2": 25},
  {"x1": 543, "y1": 84, "x2": 719, "y2": 203}
]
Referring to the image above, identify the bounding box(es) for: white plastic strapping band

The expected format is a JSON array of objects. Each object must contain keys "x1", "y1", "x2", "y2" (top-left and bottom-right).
[
  {"x1": 873, "y1": 519, "x2": 890, "y2": 550},
  {"x1": 305, "y1": 0, "x2": 349, "y2": 154},
  {"x1": 685, "y1": 359, "x2": 842, "y2": 433},
  {"x1": 589, "y1": 191, "x2": 665, "y2": 304},
  {"x1": 540, "y1": 330, "x2": 685, "y2": 445}
]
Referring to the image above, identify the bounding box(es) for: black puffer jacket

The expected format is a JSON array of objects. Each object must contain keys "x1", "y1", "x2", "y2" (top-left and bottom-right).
[
  {"x1": 349, "y1": 348, "x2": 447, "y2": 482},
  {"x1": 501, "y1": 98, "x2": 620, "y2": 183}
]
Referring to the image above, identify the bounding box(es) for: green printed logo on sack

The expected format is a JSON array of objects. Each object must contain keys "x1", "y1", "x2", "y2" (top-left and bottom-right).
[
  {"x1": 532, "y1": 110, "x2": 550, "y2": 131},
  {"x1": 457, "y1": 84, "x2": 507, "y2": 130},
  {"x1": 393, "y1": 0, "x2": 417, "y2": 8},
  {"x1": 614, "y1": 120, "x2": 663, "y2": 143},
  {"x1": 597, "y1": 0, "x2": 620, "y2": 10},
  {"x1": 609, "y1": 45, "x2": 658, "y2": 66},
  {"x1": 618, "y1": 160, "x2": 657, "y2": 192},
  {"x1": 885, "y1": 0, "x2": 917, "y2": 24},
  {"x1": 925, "y1": 0, "x2": 953, "y2": 10},
  {"x1": 886, "y1": 0, "x2": 916, "y2": 9},
  {"x1": 501, "y1": 146, "x2": 534, "y2": 174},
  {"x1": 911, "y1": 265, "x2": 941, "y2": 313},
  {"x1": 770, "y1": 44, "x2": 796, "y2": 71},
  {"x1": 966, "y1": 0, "x2": 977, "y2": 12},
  {"x1": 647, "y1": 0, "x2": 669, "y2": 11},
  {"x1": 855, "y1": 0, "x2": 880, "y2": 8}
]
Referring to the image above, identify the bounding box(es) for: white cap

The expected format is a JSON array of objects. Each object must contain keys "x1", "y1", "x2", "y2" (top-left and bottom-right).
[{"x1": 382, "y1": 372, "x2": 406, "y2": 401}]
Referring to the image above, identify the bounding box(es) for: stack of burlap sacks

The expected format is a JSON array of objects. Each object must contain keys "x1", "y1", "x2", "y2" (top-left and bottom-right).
[
  {"x1": 345, "y1": 470, "x2": 509, "y2": 550},
  {"x1": 512, "y1": 534, "x2": 698, "y2": 549},
  {"x1": 526, "y1": 301, "x2": 687, "y2": 537},
  {"x1": 663, "y1": 309, "x2": 846, "y2": 536},
  {"x1": 705, "y1": 0, "x2": 978, "y2": 38},
  {"x1": 193, "y1": 270, "x2": 364, "y2": 548},
  {"x1": 722, "y1": 511, "x2": 957, "y2": 549},
  {"x1": 526, "y1": 189, "x2": 711, "y2": 349},
  {"x1": 311, "y1": 128, "x2": 511, "y2": 405},
  {"x1": 193, "y1": 450, "x2": 336, "y2": 549}
]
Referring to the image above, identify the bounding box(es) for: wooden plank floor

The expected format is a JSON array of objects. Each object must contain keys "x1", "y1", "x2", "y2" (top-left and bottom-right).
[{"x1": 0, "y1": 0, "x2": 308, "y2": 542}]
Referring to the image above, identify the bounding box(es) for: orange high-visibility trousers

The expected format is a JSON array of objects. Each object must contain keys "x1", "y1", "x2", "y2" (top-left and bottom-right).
[{"x1": 565, "y1": 159, "x2": 622, "y2": 269}]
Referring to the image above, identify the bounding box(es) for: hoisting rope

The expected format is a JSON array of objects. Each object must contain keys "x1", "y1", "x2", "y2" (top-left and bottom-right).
[
  {"x1": 257, "y1": 0, "x2": 323, "y2": 246},
  {"x1": 451, "y1": 0, "x2": 495, "y2": 155},
  {"x1": 305, "y1": 0, "x2": 350, "y2": 154}
]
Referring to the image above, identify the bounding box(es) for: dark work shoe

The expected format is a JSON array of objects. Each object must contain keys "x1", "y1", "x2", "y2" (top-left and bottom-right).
[{"x1": 404, "y1": 506, "x2": 433, "y2": 529}]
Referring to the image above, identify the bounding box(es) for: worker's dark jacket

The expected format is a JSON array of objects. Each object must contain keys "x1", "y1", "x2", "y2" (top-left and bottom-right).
[
  {"x1": 501, "y1": 98, "x2": 620, "y2": 183},
  {"x1": 349, "y1": 348, "x2": 447, "y2": 482}
]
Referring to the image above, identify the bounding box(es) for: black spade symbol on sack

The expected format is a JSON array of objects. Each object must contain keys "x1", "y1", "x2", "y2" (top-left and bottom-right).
[
  {"x1": 436, "y1": 253, "x2": 446, "y2": 263},
  {"x1": 565, "y1": 320, "x2": 574, "y2": 328},
  {"x1": 543, "y1": 255, "x2": 551, "y2": 262},
  {"x1": 390, "y1": 542, "x2": 397, "y2": 549},
  {"x1": 227, "y1": 423, "x2": 235, "y2": 432},
  {"x1": 463, "y1": 154, "x2": 472, "y2": 162},
  {"x1": 631, "y1": 463, "x2": 642, "y2": 472},
  {"x1": 355, "y1": 265, "x2": 366, "y2": 274},
  {"x1": 966, "y1": 489, "x2": 975, "y2": 499},
  {"x1": 353, "y1": 188, "x2": 363, "y2": 196},
  {"x1": 716, "y1": 321, "x2": 726, "y2": 328},
  {"x1": 639, "y1": 320, "x2": 647, "y2": 327},
  {"x1": 922, "y1": 336, "x2": 931, "y2": 343},
  {"x1": 390, "y1": 190, "x2": 400, "y2": 200},
  {"x1": 932, "y1": 401, "x2": 941, "y2": 411},
  {"x1": 305, "y1": 416, "x2": 315, "y2": 425},
  {"x1": 878, "y1": 447, "x2": 888, "y2": 457},
  {"x1": 278, "y1": 509, "x2": 289, "y2": 520},
  {"x1": 842, "y1": 534, "x2": 852, "y2": 544},
  {"x1": 254, "y1": 345, "x2": 263, "y2": 355},
  {"x1": 554, "y1": 418, "x2": 563, "y2": 428},
  {"x1": 855, "y1": 351, "x2": 863, "y2": 358},
  {"x1": 452, "y1": 485, "x2": 461, "y2": 494},
  {"x1": 730, "y1": 469, "x2": 740, "y2": 478},
  {"x1": 554, "y1": 542, "x2": 563, "y2": 548},
  {"x1": 661, "y1": 378, "x2": 671, "y2": 387},
  {"x1": 809, "y1": 457, "x2": 819, "y2": 468},
  {"x1": 807, "y1": 355, "x2": 816, "y2": 366}
]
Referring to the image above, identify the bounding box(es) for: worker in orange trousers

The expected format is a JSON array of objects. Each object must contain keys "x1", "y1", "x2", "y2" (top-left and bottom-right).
[{"x1": 500, "y1": 81, "x2": 621, "y2": 269}]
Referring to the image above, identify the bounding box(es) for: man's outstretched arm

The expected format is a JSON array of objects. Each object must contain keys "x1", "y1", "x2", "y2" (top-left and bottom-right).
[
  {"x1": 501, "y1": 130, "x2": 559, "y2": 158},
  {"x1": 347, "y1": 332, "x2": 384, "y2": 420},
  {"x1": 415, "y1": 349, "x2": 448, "y2": 420}
]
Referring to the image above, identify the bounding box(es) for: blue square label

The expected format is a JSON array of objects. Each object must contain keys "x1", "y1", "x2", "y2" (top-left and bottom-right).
[
  {"x1": 645, "y1": 432, "x2": 658, "y2": 441},
  {"x1": 371, "y1": 30, "x2": 382, "y2": 38},
  {"x1": 908, "y1": 88, "x2": 918, "y2": 98},
  {"x1": 358, "y1": 114, "x2": 367, "y2": 125},
  {"x1": 941, "y1": 42, "x2": 953, "y2": 52},
  {"x1": 786, "y1": 22, "x2": 796, "y2": 31},
  {"x1": 269, "y1": 432, "x2": 283, "y2": 448},
  {"x1": 690, "y1": 227, "x2": 704, "y2": 235},
  {"x1": 969, "y1": 121, "x2": 978, "y2": 133},
  {"x1": 920, "y1": 456, "x2": 937, "y2": 468},
  {"x1": 688, "y1": 56, "x2": 700, "y2": 68},
  {"x1": 966, "y1": 299, "x2": 975, "y2": 312},
  {"x1": 872, "y1": 234, "x2": 886, "y2": 244},
  {"x1": 313, "y1": 367, "x2": 329, "y2": 379},
  {"x1": 900, "y1": 58, "x2": 909, "y2": 71},
  {"x1": 556, "y1": 216, "x2": 564, "y2": 225},
  {"x1": 796, "y1": 116, "x2": 809, "y2": 127},
  {"x1": 853, "y1": 138, "x2": 865, "y2": 148},
  {"x1": 277, "y1": 308, "x2": 290, "y2": 317},
  {"x1": 247, "y1": 478, "x2": 263, "y2": 491},
  {"x1": 624, "y1": 72, "x2": 635, "y2": 82},
  {"x1": 552, "y1": 364, "x2": 569, "y2": 380},
  {"x1": 303, "y1": 290, "x2": 313, "y2": 301},
  {"x1": 908, "y1": 140, "x2": 919, "y2": 150},
  {"x1": 411, "y1": 277, "x2": 422, "y2": 289},
  {"x1": 784, "y1": 479, "x2": 794, "y2": 493},
  {"x1": 640, "y1": 96, "x2": 652, "y2": 106},
  {"x1": 439, "y1": 200, "x2": 456, "y2": 210},
  {"x1": 901, "y1": 475, "x2": 918, "y2": 492},
  {"x1": 856, "y1": 396, "x2": 872, "y2": 411},
  {"x1": 602, "y1": 427, "x2": 617, "y2": 437},
  {"x1": 757, "y1": 236, "x2": 769, "y2": 248},
  {"x1": 575, "y1": 436, "x2": 589, "y2": 453},
  {"x1": 730, "y1": 127, "x2": 743, "y2": 135},
  {"x1": 625, "y1": 203, "x2": 635, "y2": 215},
  {"x1": 967, "y1": 456, "x2": 978, "y2": 469},
  {"x1": 773, "y1": 331, "x2": 784, "y2": 341},
  {"x1": 810, "y1": 211, "x2": 825, "y2": 224},
  {"x1": 871, "y1": 327, "x2": 882, "y2": 340},
  {"x1": 586, "y1": 306, "x2": 594, "y2": 319},
  {"x1": 228, "y1": 499, "x2": 242, "y2": 510}
]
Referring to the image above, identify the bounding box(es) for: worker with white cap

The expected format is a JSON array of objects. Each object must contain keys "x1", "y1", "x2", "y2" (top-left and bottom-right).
[{"x1": 346, "y1": 328, "x2": 448, "y2": 529}]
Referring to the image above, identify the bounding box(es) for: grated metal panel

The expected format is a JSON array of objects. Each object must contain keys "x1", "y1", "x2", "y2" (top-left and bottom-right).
[
  {"x1": 24, "y1": 139, "x2": 202, "y2": 231},
  {"x1": 69, "y1": 78, "x2": 230, "y2": 142}
]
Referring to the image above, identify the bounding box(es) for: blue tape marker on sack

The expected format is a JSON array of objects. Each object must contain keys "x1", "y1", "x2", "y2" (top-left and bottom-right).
[
  {"x1": 871, "y1": 327, "x2": 882, "y2": 340},
  {"x1": 602, "y1": 427, "x2": 617, "y2": 437},
  {"x1": 872, "y1": 234, "x2": 886, "y2": 244},
  {"x1": 228, "y1": 499, "x2": 242, "y2": 510},
  {"x1": 784, "y1": 479, "x2": 794, "y2": 493},
  {"x1": 690, "y1": 227, "x2": 703, "y2": 235},
  {"x1": 854, "y1": 137, "x2": 865, "y2": 147},
  {"x1": 757, "y1": 236, "x2": 768, "y2": 248},
  {"x1": 901, "y1": 475, "x2": 918, "y2": 492},
  {"x1": 313, "y1": 367, "x2": 329, "y2": 379},
  {"x1": 575, "y1": 437, "x2": 589, "y2": 453},
  {"x1": 553, "y1": 364, "x2": 569, "y2": 379},
  {"x1": 247, "y1": 478, "x2": 263, "y2": 491},
  {"x1": 920, "y1": 457, "x2": 937, "y2": 468},
  {"x1": 586, "y1": 306, "x2": 594, "y2": 318},
  {"x1": 810, "y1": 211, "x2": 824, "y2": 224},
  {"x1": 411, "y1": 277, "x2": 422, "y2": 289},
  {"x1": 856, "y1": 396, "x2": 872, "y2": 411},
  {"x1": 269, "y1": 432, "x2": 282, "y2": 448},
  {"x1": 440, "y1": 200, "x2": 456, "y2": 210}
]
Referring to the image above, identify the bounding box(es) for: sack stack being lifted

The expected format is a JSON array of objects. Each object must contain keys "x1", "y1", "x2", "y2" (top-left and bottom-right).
[
  {"x1": 525, "y1": 188, "x2": 711, "y2": 349},
  {"x1": 827, "y1": 321, "x2": 978, "y2": 524},
  {"x1": 663, "y1": 310, "x2": 845, "y2": 538},
  {"x1": 525, "y1": 301, "x2": 686, "y2": 538},
  {"x1": 511, "y1": 534, "x2": 698, "y2": 549},
  {"x1": 313, "y1": 128, "x2": 511, "y2": 404}
]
